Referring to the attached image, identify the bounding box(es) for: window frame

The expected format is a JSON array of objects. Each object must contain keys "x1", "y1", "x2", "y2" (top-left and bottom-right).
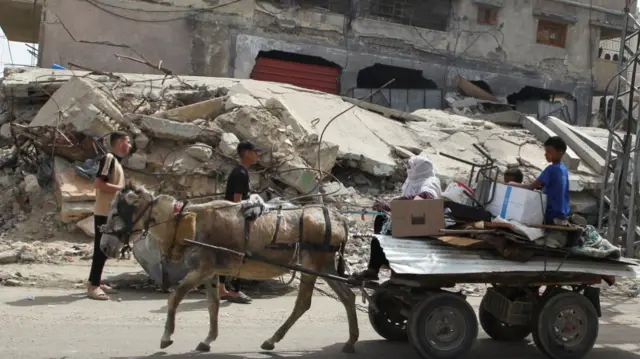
[
  {"x1": 477, "y1": 5, "x2": 499, "y2": 25},
  {"x1": 536, "y1": 19, "x2": 568, "y2": 48},
  {"x1": 366, "y1": 0, "x2": 451, "y2": 32}
]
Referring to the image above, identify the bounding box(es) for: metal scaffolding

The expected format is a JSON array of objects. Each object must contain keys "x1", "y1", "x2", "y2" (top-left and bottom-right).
[{"x1": 598, "y1": 0, "x2": 640, "y2": 257}]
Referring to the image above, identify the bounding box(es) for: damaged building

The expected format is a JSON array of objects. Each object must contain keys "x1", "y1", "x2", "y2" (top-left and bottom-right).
[{"x1": 0, "y1": 0, "x2": 635, "y2": 125}]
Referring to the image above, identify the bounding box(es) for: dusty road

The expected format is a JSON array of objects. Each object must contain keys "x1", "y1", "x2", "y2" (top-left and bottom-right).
[{"x1": 2, "y1": 288, "x2": 640, "y2": 359}]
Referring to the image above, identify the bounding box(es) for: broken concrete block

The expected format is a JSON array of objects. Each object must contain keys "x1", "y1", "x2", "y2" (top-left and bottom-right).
[
  {"x1": 320, "y1": 181, "x2": 352, "y2": 202},
  {"x1": 29, "y1": 77, "x2": 120, "y2": 137},
  {"x1": 135, "y1": 133, "x2": 150, "y2": 149},
  {"x1": 156, "y1": 97, "x2": 225, "y2": 122},
  {"x1": 0, "y1": 250, "x2": 19, "y2": 264},
  {"x1": 23, "y1": 174, "x2": 40, "y2": 194},
  {"x1": 77, "y1": 216, "x2": 95, "y2": 238},
  {"x1": 393, "y1": 145, "x2": 414, "y2": 159},
  {"x1": 450, "y1": 98, "x2": 479, "y2": 109},
  {"x1": 136, "y1": 115, "x2": 220, "y2": 145},
  {"x1": 146, "y1": 143, "x2": 204, "y2": 175},
  {"x1": 187, "y1": 143, "x2": 213, "y2": 162},
  {"x1": 296, "y1": 139, "x2": 339, "y2": 175},
  {"x1": 480, "y1": 111, "x2": 525, "y2": 126},
  {"x1": 273, "y1": 156, "x2": 319, "y2": 194},
  {"x1": 53, "y1": 157, "x2": 95, "y2": 203},
  {"x1": 0, "y1": 123, "x2": 10, "y2": 139},
  {"x1": 60, "y1": 201, "x2": 93, "y2": 224},
  {"x1": 123, "y1": 152, "x2": 147, "y2": 170},
  {"x1": 219, "y1": 132, "x2": 239, "y2": 157},
  {"x1": 522, "y1": 116, "x2": 580, "y2": 171},
  {"x1": 264, "y1": 98, "x2": 310, "y2": 137},
  {"x1": 137, "y1": 115, "x2": 201, "y2": 141},
  {"x1": 224, "y1": 94, "x2": 261, "y2": 112},
  {"x1": 545, "y1": 116, "x2": 605, "y2": 174}
]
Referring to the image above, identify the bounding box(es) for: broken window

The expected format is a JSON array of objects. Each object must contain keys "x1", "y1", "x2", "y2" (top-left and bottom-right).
[
  {"x1": 366, "y1": 0, "x2": 451, "y2": 31},
  {"x1": 536, "y1": 20, "x2": 568, "y2": 48},
  {"x1": 477, "y1": 6, "x2": 498, "y2": 25}
]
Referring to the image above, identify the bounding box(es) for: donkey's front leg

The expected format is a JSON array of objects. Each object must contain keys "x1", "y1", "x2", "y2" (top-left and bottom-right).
[
  {"x1": 261, "y1": 273, "x2": 317, "y2": 350},
  {"x1": 195, "y1": 275, "x2": 221, "y2": 352},
  {"x1": 160, "y1": 269, "x2": 206, "y2": 349}
]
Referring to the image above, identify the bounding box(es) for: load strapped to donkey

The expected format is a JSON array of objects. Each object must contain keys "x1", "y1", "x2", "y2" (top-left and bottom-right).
[{"x1": 99, "y1": 183, "x2": 640, "y2": 359}]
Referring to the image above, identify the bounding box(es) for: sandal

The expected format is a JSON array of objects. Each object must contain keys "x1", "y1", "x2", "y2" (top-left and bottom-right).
[
  {"x1": 100, "y1": 284, "x2": 118, "y2": 294},
  {"x1": 88, "y1": 287, "x2": 109, "y2": 301},
  {"x1": 86, "y1": 282, "x2": 118, "y2": 295},
  {"x1": 221, "y1": 291, "x2": 252, "y2": 304}
]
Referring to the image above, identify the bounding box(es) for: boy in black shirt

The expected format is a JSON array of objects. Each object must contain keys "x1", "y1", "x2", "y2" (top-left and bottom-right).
[{"x1": 219, "y1": 140, "x2": 261, "y2": 304}]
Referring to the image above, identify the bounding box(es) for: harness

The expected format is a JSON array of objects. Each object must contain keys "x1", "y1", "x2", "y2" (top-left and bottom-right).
[{"x1": 264, "y1": 205, "x2": 338, "y2": 253}]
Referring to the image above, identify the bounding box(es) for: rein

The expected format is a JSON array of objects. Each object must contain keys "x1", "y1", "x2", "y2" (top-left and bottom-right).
[{"x1": 104, "y1": 198, "x2": 189, "y2": 259}]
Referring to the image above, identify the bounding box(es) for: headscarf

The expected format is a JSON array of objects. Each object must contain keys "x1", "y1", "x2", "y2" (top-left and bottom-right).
[{"x1": 401, "y1": 156, "x2": 442, "y2": 199}]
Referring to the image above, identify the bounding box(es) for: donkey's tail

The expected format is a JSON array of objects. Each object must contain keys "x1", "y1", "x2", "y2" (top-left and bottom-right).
[{"x1": 336, "y1": 220, "x2": 349, "y2": 277}]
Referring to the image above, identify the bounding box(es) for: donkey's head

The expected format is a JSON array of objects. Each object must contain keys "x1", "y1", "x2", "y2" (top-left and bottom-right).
[{"x1": 99, "y1": 183, "x2": 172, "y2": 258}]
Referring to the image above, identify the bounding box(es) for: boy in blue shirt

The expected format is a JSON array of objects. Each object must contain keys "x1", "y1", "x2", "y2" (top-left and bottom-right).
[{"x1": 508, "y1": 136, "x2": 570, "y2": 224}]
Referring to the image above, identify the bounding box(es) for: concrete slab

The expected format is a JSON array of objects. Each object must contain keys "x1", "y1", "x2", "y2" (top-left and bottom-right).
[
  {"x1": 136, "y1": 115, "x2": 219, "y2": 145},
  {"x1": 522, "y1": 116, "x2": 580, "y2": 170},
  {"x1": 60, "y1": 201, "x2": 93, "y2": 224},
  {"x1": 155, "y1": 97, "x2": 225, "y2": 122},
  {"x1": 479, "y1": 111, "x2": 526, "y2": 126},
  {"x1": 29, "y1": 77, "x2": 120, "y2": 138},
  {"x1": 568, "y1": 126, "x2": 609, "y2": 158},
  {"x1": 545, "y1": 116, "x2": 606, "y2": 174},
  {"x1": 53, "y1": 157, "x2": 95, "y2": 203}
]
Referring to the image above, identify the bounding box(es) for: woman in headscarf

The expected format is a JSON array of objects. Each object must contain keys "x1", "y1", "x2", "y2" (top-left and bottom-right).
[{"x1": 351, "y1": 155, "x2": 441, "y2": 281}]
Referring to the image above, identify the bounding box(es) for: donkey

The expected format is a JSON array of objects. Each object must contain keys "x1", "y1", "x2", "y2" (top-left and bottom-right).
[{"x1": 99, "y1": 183, "x2": 359, "y2": 353}]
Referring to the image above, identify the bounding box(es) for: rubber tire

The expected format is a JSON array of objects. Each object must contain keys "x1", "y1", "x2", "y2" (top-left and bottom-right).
[
  {"x1": 532, "y1": 291, "x2": 599, "y2": 359},
  {"x1": 408, "y1": 292, "x2": 478, "y2": 359},
  {"x1": 478, "y1": 295, "x2": 531, "y2": 342},
  {"x1": 368, "y1": 289, "x2": 409, "y2": 342}
]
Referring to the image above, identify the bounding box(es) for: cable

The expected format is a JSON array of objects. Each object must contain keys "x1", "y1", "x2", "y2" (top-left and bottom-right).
[{"x1": 84, "y1": 0, "x2": 243, "y2": 22}]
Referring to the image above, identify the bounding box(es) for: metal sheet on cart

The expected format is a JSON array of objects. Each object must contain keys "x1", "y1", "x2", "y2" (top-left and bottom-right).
[{"x1": 376, "y1": 235, "x2": 640, "y2": 278}]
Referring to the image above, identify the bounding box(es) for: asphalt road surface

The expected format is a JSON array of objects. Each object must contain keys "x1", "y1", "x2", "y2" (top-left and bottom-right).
[{"x1": 2, "y1": 288, "x2": 640, "y2": 359}]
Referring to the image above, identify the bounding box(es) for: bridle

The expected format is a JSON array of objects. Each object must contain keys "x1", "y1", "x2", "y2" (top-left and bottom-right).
[{"x1": 103, "y1": 193, "x2": 189, "y2": 256}]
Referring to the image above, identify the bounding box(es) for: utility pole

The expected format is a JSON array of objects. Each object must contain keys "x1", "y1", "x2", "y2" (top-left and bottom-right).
[{"x1": 598, "y1": 0, "x2": 640, "y2": 257}]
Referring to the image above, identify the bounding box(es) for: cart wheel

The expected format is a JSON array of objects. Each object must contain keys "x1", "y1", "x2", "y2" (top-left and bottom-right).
[
  {"x1": 532, "y1": 291, "x2": 599, "y2": 359},
  {"x1": 479, "y1": 295, "x2": 531, "y2": 341},
  {"x1": 368, "y1": 288, "x2": 409, "y2": 342},
  {"x1": 408, "y1": 292, "x2": 478, "y2": 359}
]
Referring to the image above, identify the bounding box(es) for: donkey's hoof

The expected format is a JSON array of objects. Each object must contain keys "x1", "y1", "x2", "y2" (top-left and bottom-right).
[
  {"x1": 160, "y1": 340, "x2": 174, "y2": 349},
  {"x1": 261, "y1": 341, "x2": 275, "y2": 351},
  {"x1": 342, "y1": 343, "x2": 355, "y2": 354},
  {"x1": 195, "y1": 342, "x2": 211, "y2": 352}
]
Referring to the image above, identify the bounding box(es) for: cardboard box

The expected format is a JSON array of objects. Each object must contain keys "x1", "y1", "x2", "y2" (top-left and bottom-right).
[
  {"x1": 485, "y1": 183, "x2": 547, "y2": 225},
  {"x1": 391, "y1": 199, "x2": 445, "y2": 237}
]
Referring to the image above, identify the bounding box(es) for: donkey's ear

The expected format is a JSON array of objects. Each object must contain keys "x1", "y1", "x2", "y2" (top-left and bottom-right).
[{"x1": 124, "y1": 190, "x2": 140, "y2": 205}]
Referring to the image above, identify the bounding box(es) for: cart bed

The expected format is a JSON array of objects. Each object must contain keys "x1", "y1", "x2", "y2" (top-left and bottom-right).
[{"x1": 376, "y1": 235, "x2": 640, "y2": 278}]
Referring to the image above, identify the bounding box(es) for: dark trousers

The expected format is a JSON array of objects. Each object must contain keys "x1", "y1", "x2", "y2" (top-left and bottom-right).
[
  {"x1": 368, "y1": 215, "x2": 390, "y2": 271},
  {"x1": 88, "y1": 215, "x2": 108, "y2": 286}
]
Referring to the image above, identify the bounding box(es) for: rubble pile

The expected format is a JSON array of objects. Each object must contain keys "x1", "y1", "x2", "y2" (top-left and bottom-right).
[{"x1": 0, "y1": 67, "x2": 621, "y2": 289}]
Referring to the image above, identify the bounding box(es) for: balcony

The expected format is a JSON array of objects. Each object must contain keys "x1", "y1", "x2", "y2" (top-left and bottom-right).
[{"x1": 0, "y1": 0, "x2": 42, "y2": 43}]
